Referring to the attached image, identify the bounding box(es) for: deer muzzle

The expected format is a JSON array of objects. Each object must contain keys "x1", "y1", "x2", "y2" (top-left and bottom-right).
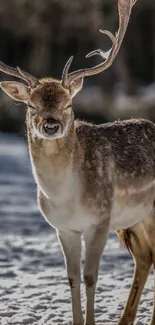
[{"x1": 43, "y1": 118, "x2": 61, "y2": 136}]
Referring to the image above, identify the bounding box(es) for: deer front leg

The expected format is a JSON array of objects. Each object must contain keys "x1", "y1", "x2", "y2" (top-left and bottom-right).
[
  {"x1": 58, "y1": 230, "x2": 84, "y2": 325},
  {"x1": 84, "y1": 218, "x2": 110, "y2": 325}
]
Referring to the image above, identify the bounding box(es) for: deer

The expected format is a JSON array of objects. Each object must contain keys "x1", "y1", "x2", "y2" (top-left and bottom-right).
[{"x1": 0, "y1": 0, "x2": 154, "y2": 324}]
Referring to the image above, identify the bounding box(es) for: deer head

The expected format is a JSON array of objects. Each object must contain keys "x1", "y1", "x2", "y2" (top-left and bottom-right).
[{"x1": 0, "y1": 0, "x2": 137, "y2": 140}]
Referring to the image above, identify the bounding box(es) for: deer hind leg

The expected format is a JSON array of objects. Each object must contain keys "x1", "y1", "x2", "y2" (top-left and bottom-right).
[
  {"x1": 143, "y1": 209, "x2": 155, "y2": 325},
  {"x1": 117, "y1": 222, "x2": 152, "y2": 325}
]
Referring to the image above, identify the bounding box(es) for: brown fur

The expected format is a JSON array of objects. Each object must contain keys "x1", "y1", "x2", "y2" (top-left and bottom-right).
[
  {"x1": 117, "y1": 228, "x2": 140, "y2": 254},
  {"x1": 31, "y1": 80, "x2": 70, "y2": 110}
]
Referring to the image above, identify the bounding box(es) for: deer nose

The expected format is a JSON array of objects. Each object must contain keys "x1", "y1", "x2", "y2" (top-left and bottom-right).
[{"x1": 43, "y1": 118, "x2": 61, "y2": 136}]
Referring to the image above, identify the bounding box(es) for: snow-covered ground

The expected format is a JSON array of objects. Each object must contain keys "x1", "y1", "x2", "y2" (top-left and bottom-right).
[{"x1": 0, "y1": 133, "x2": 153, "y2": 325}]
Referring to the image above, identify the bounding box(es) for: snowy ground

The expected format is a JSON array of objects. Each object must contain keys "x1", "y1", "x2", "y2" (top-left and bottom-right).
[{"x1": 0, "y1": 132, "x2": 154, "y2": 325}]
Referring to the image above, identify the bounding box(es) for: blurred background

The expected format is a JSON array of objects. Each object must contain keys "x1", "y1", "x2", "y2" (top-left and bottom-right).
[{"x1": 0, "y1": 0, "x2": 155, "y2": 134}]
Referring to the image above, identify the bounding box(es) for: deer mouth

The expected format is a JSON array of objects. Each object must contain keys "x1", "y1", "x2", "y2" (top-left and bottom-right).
[
  {"x1": 43, "y1": 122, "x2": 60, "y2": 136},
  {"x1": 38, "y1": 119, "x2": 63, "y2": 139}
]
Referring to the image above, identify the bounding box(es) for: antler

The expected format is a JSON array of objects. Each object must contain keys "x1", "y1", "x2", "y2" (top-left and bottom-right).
[
  {"x1": 62, "y1": 0, "x2": 138, "y2": 87},
  {"x1": 0, "y1": 60, "x2": 39, "y2": 88}
]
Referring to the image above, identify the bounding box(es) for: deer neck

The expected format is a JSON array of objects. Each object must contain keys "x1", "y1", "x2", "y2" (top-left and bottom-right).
[
  {"x1": 26, "y1": 113, "x2": 79, "y2": 171},
  {"x1": 27, "y1": 115, "x2": 82, "y2": 200}
]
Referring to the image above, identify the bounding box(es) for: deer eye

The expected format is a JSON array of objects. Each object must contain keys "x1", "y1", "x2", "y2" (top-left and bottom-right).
[
  {"x1": 64, "y1": 104, "x2": 72, "y2": 110},
  {"x1": 28, "y1": 104, "x2": 36, "y2": 110},
  {"x1": 28, "y1": 104, "x2": 37, "y2": 115}
]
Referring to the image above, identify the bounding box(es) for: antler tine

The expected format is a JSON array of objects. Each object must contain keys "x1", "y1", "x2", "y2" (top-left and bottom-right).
[
  {"x1": 61, "y1": 56, "x2": 74, "y2": 87},
  {"x1": 132, "y1": 0, "x2": 138, "y2": 5},
  {"x1": 0, "y1": 61, "x2": 39, "y2": 88},
  {"x1": 17, "y1": 67, "x2": 39, "y2": 88},
  {"x1": 64, "y1": 0, "x2": 138, "y2": 86}
]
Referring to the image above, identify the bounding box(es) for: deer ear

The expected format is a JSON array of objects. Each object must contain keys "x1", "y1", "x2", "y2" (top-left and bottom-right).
[
  {"x1": 0, "y1": 81, "x2": 30, "y2": 102},
  {"x1": 69, "y1": 77, "x2": 83, "y2": 98}
]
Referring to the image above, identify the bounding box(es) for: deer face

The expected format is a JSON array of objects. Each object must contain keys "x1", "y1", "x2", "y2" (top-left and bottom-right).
[
  {"x1": 28, "y1": 81, "x2": 74, "y2": 139},
  {"x1": 0, "y1": 78, "x2": 83, "y2": 140}
]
